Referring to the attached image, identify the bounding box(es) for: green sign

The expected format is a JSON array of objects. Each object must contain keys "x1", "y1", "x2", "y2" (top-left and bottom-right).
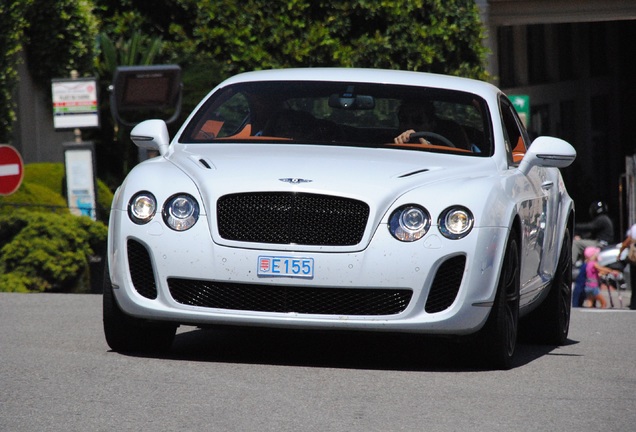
[{"x1": 509, "y1": 95, "x2": 530, "y2": 127}]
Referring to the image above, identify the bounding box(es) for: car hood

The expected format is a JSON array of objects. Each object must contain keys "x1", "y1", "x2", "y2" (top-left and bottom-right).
[
  {"x1": 168, "y1": 143, "x2": 496, "y2": 250},
  {"x1": 172, "y1": 143, "x2": 494, "y2": 196}
]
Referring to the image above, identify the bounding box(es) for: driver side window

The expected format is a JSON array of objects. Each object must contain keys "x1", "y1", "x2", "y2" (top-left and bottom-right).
[{"x1": 500, "y1": 96, "x2": 528, "y2": 165}]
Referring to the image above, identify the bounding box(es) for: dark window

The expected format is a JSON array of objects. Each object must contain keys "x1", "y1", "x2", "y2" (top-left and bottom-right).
[
  {"x1": 556, "y1": 24, "x2": 575, "y2": 81},
  {"x1": 498, "y1": 26, "x2": 516, "y2": 88},
  {"x1": 528, "y1": 25, "x2": 548, "y2": 84},
  {"x1": 589, "y1": 22, "x2": 609, "y2": 77}
]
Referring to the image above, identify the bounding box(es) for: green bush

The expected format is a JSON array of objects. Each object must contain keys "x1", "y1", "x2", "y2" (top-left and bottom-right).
[
  {"x1": 0, "y1": 162, "x2": 114, "y2": 222},
  {"x1": 0, "y1": 182, "x2": 68, "y2": 215},
  {"x1": 0, "y1": 162, "x2": 112, "y2": 293},
  {"x1": 0, "y1": 210, "x2": 107, "y2": 293},
  {"x1": 23, "y1": 162, "x2": 65, "y2": 193}
]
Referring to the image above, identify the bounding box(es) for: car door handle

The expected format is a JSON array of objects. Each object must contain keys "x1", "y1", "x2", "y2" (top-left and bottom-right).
[{"x1": 541, "y1": 181, "x2": 554, "y2": 190}]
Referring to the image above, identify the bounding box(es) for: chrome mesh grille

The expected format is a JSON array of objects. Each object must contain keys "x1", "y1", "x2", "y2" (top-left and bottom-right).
[
  {"x1": 168, "y1": 278, "x2": 412, "y2": 316},
  {"x1": 127, "y1": 239, "x2": 157, "y2": 299},
  {"x1": 425, "y1": 255, "x2": 466, "y2": 313},
  {"x1": 217, "y1": 192, "x2": 369, "y2": 246}
]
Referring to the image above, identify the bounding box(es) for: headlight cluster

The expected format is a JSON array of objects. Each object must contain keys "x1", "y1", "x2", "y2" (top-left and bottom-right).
[
  {"x1": 389, "y1": 205, "x2": 431, "y2": 242},
  {"x1": 438, "y1": 206, "x2": 474, "y2": 239},
  {"x1": 389, "y1": 205, "x2": 474, "y2": 241},
  {"x1": 128, "y1": 192, "x2": 157, "y2": 225},
  {"x1": 128, "y1": 192, "x2": 199, "y2": 231}
]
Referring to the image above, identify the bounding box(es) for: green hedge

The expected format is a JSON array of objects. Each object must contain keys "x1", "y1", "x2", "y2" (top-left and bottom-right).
[
  {"x1": 0, "y1": 162, "x2": 111, "y2": 293},
  {"x1": 0, "y1": 210, "x2": 107, "y2": 293},
  {"x1": 0, "y1": 162, "x2": 114, "y2": 222}
]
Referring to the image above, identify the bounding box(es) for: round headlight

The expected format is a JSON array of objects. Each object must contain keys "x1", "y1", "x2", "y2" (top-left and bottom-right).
[
  {"x1": 162, "y1": 194, "x2": 199, "y2": 231},
  {"x1": 128, "y1": 192, "x2": 157, "y2": 224},
  {"x1": 439, "y1": 206, "x2": 474, "y2": 239},
  {"x1": 389, "y1": 205, "x2": 431, "y2": 242}
]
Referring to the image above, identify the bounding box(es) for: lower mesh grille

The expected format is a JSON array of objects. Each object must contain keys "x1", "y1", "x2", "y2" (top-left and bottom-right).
[
  {"x1": 425, "y1": 255, "x2": 466, "y2": 313},
  {"x1": 127, "y1": 239, "x2": 157, "y2": 299},
  {"x1": 168, "y1": 278, "x2": 412, "y2": 316}
]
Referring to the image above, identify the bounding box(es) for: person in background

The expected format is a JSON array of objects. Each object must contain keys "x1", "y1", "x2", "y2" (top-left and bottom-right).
[
  {"x1": 572, "y1": 201, "x2": 614, "y2": 264},
  {"x1": 618, "y1": 223, "x2": 636, "y2": 310},
  {"x1": 583, "y1": 246, "x2": 618, "y2": 308}
]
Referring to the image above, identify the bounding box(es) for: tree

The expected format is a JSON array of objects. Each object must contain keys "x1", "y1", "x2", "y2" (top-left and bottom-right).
[
  {"x1": 177, "y1": 0, "x2": 488, "y2": 79},
  {"x1": 0, "y1": 0, "x2": 32, "y2": 144},
  {"x1": 24, "y1": 0, "x2": 98, "y2": 89},
  {"x1": 0, "y1": 0, "x2": 97, "y2": 144},
  {"x1": 93, "y1": 0, "x2": 488, "y2": 104}
]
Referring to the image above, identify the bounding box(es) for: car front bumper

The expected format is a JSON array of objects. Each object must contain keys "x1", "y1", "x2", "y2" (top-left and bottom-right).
[{"x1": 108, "y1": 210, "x2": 509, "y2": 336}]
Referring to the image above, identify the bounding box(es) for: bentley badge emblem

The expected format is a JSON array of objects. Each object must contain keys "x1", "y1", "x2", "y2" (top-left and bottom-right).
[{"x1": 279, "y1": 178, "x2": 312, "y2": 184}]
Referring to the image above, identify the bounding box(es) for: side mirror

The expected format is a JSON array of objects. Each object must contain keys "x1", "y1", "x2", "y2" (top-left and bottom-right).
[
  {"x1": 518, "y1": 136, "x2": 576, "y2": 175},
  {"x1": 130, "y1": 119, "x2": 170, "y2": 156}
]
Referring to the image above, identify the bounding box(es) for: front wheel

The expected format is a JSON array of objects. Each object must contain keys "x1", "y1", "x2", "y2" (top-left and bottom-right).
[
  {"x1": 520, "y1": 228, "x2": 572, "y2": 345},
  {"x1": 478, "y1": 234, "x2": 520, "y2": 370},
  {"x1": 103, "y1": 263, "x2": 176, "y2": 354}
]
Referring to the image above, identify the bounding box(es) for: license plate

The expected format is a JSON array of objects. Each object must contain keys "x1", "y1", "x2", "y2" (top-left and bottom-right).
[{"x1": 257, "y1": 256, "x2": 314, "y2": 278}]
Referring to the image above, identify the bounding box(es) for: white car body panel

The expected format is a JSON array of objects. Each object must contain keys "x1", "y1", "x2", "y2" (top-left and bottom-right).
[{"x1": 107, "y1": 68, "x2": 575, "y2": 338}]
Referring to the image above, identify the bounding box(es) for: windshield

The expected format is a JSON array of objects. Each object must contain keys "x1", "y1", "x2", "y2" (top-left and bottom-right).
[{"x1": 180, "y1": 81, "x2": 493, "y2": 156}]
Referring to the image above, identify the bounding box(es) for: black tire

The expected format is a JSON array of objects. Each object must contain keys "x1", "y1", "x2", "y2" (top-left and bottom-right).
[
  {"x1": 479, "y1": 234, "x2": 520, "y2": 370},
  {"x1": 103, "y1": 262, "x2": 176, "y2": 354},
  {"x1": 520, "y1": 228, "x2": 572, "y2": 345}
]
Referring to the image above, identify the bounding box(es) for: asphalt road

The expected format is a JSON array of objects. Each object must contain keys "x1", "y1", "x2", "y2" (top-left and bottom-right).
[{"x1": 1, "y1": 292, "x2": 634, "y2": 432}]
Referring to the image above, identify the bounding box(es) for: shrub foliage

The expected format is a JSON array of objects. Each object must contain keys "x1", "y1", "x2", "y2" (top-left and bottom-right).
[
  {"x1": 0, "y1": 163, "x2": 111, "y2": 293},
  {"x1": 0, "y1": 210, "x2": 107, "y2": 293}
]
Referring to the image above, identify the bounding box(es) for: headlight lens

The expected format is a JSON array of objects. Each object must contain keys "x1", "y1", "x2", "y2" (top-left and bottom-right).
[
  {"x1": 439, "y1": 206, "x2": 474, "y2": 239},
  {"x1": 128, "y1": 192, "x2": 157, "y2": 224},
  {"x1": 162, "y1": 194, "x2": 199, "y2": 231},
  {"x1": 389, "y1": 205, "x2": 430, "y2": 241}
]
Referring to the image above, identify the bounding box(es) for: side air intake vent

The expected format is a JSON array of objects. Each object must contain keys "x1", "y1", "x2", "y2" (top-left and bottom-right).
[
  {"x1": 425, "y1": 255, "x2": 466, "y2": 313},
  {"x1": 127, "y1": 239, "x2": 157, "y2": 299}
]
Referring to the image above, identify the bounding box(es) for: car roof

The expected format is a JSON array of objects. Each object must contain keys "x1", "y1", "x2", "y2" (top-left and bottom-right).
[{"x1": 217, "y1": 68, "x2": 500, "y2": 97}]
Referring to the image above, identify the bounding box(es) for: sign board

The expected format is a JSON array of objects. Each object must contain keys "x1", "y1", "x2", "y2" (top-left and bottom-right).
[
  {"x1": 112, "y1": 65, "x2": 181, "y2": 111},
  {"x1": 110, "y1": 65, "x2": 183, "y2": 127},
  {"x1": 509, "y1": 95, "x2": 530, "y2": 128},
  {"x1": 64, "y1": 143, "x2": 97, "y2": 220},
  {"x1": 52, "y1": 78, "x2": 99, "y2": 129},
  {"x1": 0, "y1": 145, "x2": 24, "y2": 196}
]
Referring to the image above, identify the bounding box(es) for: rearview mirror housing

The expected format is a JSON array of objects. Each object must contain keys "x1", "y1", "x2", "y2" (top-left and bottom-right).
[
  {"x1": 328, "y1": 93, "x2": 375, "y2": 110},
  {"x1": 130, "y1": 119, "x2": 170, "y2": 156},
  {"x1": 518, "y1": 136, "x2": 576, "y2": 175}
]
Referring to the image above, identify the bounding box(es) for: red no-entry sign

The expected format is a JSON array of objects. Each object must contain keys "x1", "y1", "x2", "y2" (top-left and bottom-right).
[{"x1": 0, "y1": 145, "x2": 24, "y2": 196}]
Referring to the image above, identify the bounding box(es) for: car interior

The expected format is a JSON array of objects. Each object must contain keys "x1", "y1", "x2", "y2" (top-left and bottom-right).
[{"x1": 181, "y1": 81, "x2": 494, "y2": 156}]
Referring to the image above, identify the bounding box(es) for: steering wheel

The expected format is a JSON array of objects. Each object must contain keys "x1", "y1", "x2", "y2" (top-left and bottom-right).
[{"x1": 409, "y1": 131, "x2": 455, "y2": 148}]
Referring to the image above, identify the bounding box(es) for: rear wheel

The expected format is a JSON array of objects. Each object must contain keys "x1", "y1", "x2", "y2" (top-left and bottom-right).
[
  {"x1": 103, "y1": 263, "x2": 176, "y2": 353},
  {"x1": 520, "y1": 228, "x2": 572, "y2": 345},
  {"x1": 479, "y1": 234, "x2": 520, "y2": 370}
]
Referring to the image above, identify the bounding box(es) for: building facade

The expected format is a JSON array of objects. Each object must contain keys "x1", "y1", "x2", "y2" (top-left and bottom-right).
[{"x1": 477, "y1": 0, "x2": 636, "y2": 235}]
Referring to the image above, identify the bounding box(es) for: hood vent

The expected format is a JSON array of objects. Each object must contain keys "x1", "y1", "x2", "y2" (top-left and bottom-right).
[
  {"x1": 187, "y1": 155, "x2": 215, "y2": 170},
  {"x1": 398, "y1": 169, "x2": 429, "y2": 178}
]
